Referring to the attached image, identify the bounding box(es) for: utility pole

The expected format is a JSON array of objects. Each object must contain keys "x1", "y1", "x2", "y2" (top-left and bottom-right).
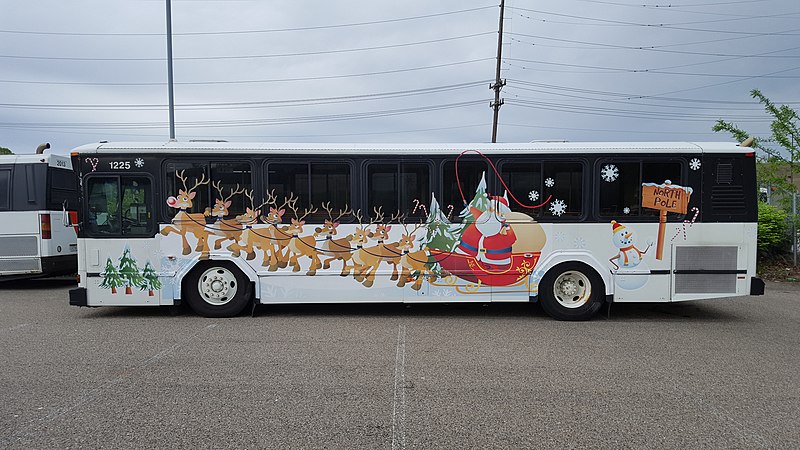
[
  {"x1": 490, "y1": 0, "x2": 506, "y2": 143},
  {"x1": 166, "y1": 0, "x2": 176, "y2": 140}
]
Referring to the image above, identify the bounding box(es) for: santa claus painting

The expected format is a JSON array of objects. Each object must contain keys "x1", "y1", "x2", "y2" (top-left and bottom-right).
[{"x1": 455, "y1": 194, "x2": 517, "y2": 268}]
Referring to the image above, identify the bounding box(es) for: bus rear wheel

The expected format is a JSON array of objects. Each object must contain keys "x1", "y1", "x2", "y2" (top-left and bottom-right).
[
  {"x1": 184, "y1": 261, "x2": 251, "y2": 317},
  {"x1": 538, "y1": 263, "x2": 604, "y2": 321}
]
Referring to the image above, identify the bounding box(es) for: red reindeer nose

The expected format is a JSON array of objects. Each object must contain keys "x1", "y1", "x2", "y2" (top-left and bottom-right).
[{"x1": 166, "y1": 196, "x2": 177, "y2": 207}]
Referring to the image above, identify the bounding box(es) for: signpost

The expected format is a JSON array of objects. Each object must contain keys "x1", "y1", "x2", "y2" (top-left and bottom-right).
[{"x1": 641, "y1": 180, "x2": 693, "y2": 260}]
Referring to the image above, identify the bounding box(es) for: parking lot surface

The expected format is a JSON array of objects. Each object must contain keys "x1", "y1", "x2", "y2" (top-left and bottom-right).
[{"x1": 1, "y1": 279, "x2": 798, "y2": 449}]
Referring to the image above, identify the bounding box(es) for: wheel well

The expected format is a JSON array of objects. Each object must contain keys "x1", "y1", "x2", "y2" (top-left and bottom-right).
[{"x1": 532, "y1": 261, "x2": 607, "y2": 302}]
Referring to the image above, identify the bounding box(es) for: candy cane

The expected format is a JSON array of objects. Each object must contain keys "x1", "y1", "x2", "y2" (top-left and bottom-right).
[
  {"x1": 671, "y1": 207, "x2": 700, "y2": 241},
  {"x1": 411, "y1": 199, "x2": 427, "y2": 216},
  {"x1": 446, "y1": 205, "x2": 454, "y2": 220}
]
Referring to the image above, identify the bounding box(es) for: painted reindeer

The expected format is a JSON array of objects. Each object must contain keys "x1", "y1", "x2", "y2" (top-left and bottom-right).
[
  {"x1": 205, "y1": 180, "x2": 246, "y2": 250},
  {"x1": 347, "y1": 208, "x2": 402, "y2": 288},
  {"x1": 226, "y1": 190, "x2": 279, "y2": 266},
  {"x1": 255, "y1": 190, "x2": 295, "y2": 271},
  {"x1": 283, "y1": 200, "x2": 322, "y2": 276},
  {"x1": 314, "y1": 202, "x2": 355, "y2": 277},
  {"x1": 161, "y1": 170, "x2": 211, "y2": 258},
  {"x1": 396, "y1": 221, "x2": 436, "y2": 291}
]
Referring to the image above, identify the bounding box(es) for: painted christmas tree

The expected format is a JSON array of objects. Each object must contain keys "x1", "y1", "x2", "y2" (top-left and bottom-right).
[
  {"x1": 452, "y1": 172, "x2": 490, "y2": 238},
  {"x1": 118, "y1": 247, "x2": 144, "y2": 295},
  {"x1": 139, "y1": 261, "x2": 162, "y2": 297},
  {"x1": 99, "y1": 257, "x2": 123, "y2": 294},
  {"x1": 424, "y1": 194, "x2": 458, "y2": 251}
]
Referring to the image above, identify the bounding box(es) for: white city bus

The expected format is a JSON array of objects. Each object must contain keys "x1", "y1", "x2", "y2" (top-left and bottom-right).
[
  {"x1": 68, "y1": 141, "x2": 763, "y2": 320},
  {"x1": 0, "y1": 152, "x2": 78, "y2": 280}
]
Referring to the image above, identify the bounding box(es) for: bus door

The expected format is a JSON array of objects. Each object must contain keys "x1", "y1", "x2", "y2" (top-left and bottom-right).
[{"x1": 81, "y1": 175, "x2": 160, "y2": 305}]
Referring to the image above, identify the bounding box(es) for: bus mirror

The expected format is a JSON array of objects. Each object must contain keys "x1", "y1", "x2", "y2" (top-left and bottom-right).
[{"x1": 62, "y1": 200, "x2": 74, "y2": 227}]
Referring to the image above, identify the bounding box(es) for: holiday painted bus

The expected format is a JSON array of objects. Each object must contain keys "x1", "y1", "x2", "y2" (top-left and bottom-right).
[
  {"x1": 67, "y1": 141, "x2": 763, "y2": 320},
  {"x1": 0, "y1": 147, "x2": 79, "y2": 280}
]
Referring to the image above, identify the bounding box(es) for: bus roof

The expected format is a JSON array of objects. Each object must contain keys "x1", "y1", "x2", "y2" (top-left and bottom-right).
[
  {"x1": 0, "y1": 153, "x2": 73, "y2": 169},
  {"x1": 72, "y1": 141, "x2": 749, "y2": 155}
]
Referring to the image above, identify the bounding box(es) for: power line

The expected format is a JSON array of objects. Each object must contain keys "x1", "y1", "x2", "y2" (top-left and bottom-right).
[
  {"x1": 0, "y1": 5, "x2": 496, "y2": 36},
  {"x1": 507, "y1": 6, "x2": 800, "y2": 35},
  {"x1": 0, "y1": 31, "x2": 495, "y2": 62},
  {"x1": 0, "y1": 100, "x2": 488, "y2": 130},
  {"x1": 0, "y1": 58, "x2": 493, "y2": 87},
  {"x1": 0, "y1": 81, "x2": 488, "y2": 111}
]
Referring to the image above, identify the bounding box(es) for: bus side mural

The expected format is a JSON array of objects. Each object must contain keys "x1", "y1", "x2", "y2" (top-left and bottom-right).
[
  {"x1": 72, "y1": 141, "x2": 762, "y2": 321},
  {"x1": 98, "y1": 161, "x2": 698, "y2": 298}
]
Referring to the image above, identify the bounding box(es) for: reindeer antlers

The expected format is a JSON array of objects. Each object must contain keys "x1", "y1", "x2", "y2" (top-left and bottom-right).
[
  {"x1": 176, "y1": 169, "x2": 209, "y2": 193},
  {"x1": 212, "y1": 180, "x2": 245, "y2": 203},
  {"x1": 286, "y1": 193, "x2": 316, "y2": 221},
  {"x1": 321, "y1": 202, "x2": 352, "y2": 223}
]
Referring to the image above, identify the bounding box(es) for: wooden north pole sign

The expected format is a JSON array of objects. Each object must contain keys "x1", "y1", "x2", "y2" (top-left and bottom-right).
[{"x1": 641, "y1": 180, "x2": 694, "y2": 260}]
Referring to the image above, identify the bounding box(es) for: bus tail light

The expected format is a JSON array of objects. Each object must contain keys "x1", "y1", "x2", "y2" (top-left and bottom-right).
[
  {"x1": 41, "y1": 214, "x2": 52, "y2": 239},
  {"x1": 69, "y1": 211, "x2": 79, "y2": 232},
  {"x1": 745, "y1": 152, "x2": 755, "y2": 157}
]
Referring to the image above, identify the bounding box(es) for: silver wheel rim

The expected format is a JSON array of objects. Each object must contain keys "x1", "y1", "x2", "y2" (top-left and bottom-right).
[
  {"x1": 198, "y1": 267, "x2": 238, "y2": 306},
  {"x1": 553, "y1": 270, "x2": 591, "y2": 309}
]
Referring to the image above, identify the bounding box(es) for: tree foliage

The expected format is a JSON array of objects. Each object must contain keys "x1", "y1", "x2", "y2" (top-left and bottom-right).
[
  {"x1": 0, "y1": 147, "x2": 12, "y2": 155},
  {"x1": 757, "y1": 202, "x2": 788, "y2": 256},
  {"x1": 713, "y1": 89, "x2": 799, "y2": 196}
]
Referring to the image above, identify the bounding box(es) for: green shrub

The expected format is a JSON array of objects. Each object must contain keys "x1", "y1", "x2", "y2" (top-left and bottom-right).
[{"x1": 757, "y1": 202, "x2": 788, "y2": 255}]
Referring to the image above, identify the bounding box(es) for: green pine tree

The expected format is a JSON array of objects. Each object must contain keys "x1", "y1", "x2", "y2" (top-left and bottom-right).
[
  {"x1": 452, "y1": 172, "x2": 490, "y2": 238},
  {"x1": 139, "y1": 261, "x2": 162, "y2": 296},
  {"x1": 100, "y1": 257, "x2": 123, "y2": 294},
  {"x1": 424, "y1": 194, "x2": 458, "y2": 251},
  {"x1": 118, "y1": 248, "x2": 144, "y2": 295}
]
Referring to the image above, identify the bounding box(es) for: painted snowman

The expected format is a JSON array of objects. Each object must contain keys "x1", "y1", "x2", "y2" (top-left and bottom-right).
[{"x1": 609, "y1": 220, "x2": 652, "y2": 270}]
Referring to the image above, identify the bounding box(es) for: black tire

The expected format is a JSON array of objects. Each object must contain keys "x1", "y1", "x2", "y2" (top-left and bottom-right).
[
  {"x1": 538, "y1": 262, "x2": 605, "y2": 321},
  {"x1": 183, "y1": 261, "x2": 252, "y2": 318}
]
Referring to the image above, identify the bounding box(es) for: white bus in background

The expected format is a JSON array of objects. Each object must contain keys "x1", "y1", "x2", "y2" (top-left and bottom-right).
[
  {"x1": 68, "y1": 141, "x2": 763, "y2": 320},
  {"x1": 0, "y1": 145, "x2": 79, "y2": 280}
]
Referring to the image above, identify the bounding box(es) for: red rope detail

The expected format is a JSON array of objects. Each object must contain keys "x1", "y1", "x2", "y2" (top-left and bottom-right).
[{"x1": 455, "y1": 149, "x2": 551, "y2": 209}]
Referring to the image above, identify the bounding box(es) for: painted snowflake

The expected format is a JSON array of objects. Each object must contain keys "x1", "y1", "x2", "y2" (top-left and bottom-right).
[
  {"x1": 545, "y1": 178, "x2": 555, "y2": 188},
  {"x1": 528, "y1": 190, "x2": 539, "y2": 202},
  {"x1": 554, "y1": 231, "x2": 567, "y2": 242},
  {"x1": 573, "y1": 237, "x2": 587, "y2": 249},
  {"x1": 134, "y1": 158, "x2": 144, "y2": 168},
  {"x1": 623, "y1": 207, "x2": 631, "y2": 215},
  {"x1": 549, "y1": 199, "x2": 567, "y2": 216},
  {"x1": 689, "y1": 158, "x2": 701, "y2": 171},
  {"x1": 601, "y1": 164, "x2": 619, "y2": 182}
]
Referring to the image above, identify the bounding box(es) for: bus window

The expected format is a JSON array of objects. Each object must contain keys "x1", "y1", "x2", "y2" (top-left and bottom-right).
[
  {"x1": 87, "y1": 178, "x2": 120, "y2": 235},
  {"x1": 210, "y1": 162, "x2": 251, "y2": 217},
  {"x1": 86, "y1": 177, "x2": 153, "y2": 236},
  {"x1": 0, "y1": 168, "x2": 10, "y2": 210},
  {"x1": 543, "y1": 162, "x2": 583, "y2": 219},
  {"x1": 598, "y1": 162, "x2": 641, "y2": 217},
  {"x1": 442, "y1": 159, "x2": 489, "y2": 223},
  {"x1": 598, "y1": 160, "x2": 683, "y2": 219},
  {"x1": 500, "y1": 161, "x2": 542, "y2": 218},
  {"x1": 401, "y1": 163, "x2": 430, "y2": 220},
  {"x1": 267, "y1": 162, "x2": 350, "y2": 223},
  {"x1": 366, "y1": 162, "x2": 430, "y2": 221},
  {"x1": 367, "y1": 163, "x2": 399, "y2": 219},
  {"x1": 121, "y1": 178, "x2": 153, "y2": 235},
  {"x1": 310, "y1": 163, "x2": 350, "y2": 221},
  {"x1": 164, "y1": 162, "x2": 209, "y2": 219},
  {"x1": 48, "y1": 168, "x2": 78, "y2": 211}
]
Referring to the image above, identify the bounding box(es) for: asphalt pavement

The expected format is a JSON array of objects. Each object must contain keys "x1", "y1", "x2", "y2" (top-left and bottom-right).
[{"x1": 0, "y1": 278, "x2": 798, "y2": 449}]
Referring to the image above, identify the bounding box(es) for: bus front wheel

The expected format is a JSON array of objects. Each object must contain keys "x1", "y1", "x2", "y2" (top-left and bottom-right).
[
  {"x1": 184, "y1": 261, "x2": 251, "y2": 317},
  {"x1": 538, "y1": 263, "x2": 604, "y2": 321}
]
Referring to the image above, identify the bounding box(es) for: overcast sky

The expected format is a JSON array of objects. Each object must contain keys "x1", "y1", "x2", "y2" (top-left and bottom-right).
[{"x1": 1, "y1": 0, "x2": 798, "y2": 154}]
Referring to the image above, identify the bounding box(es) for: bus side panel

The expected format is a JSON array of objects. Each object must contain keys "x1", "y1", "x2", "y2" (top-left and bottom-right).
[
  {"x1": 39, "y1": 209, "x2": 78, "y2": 270},
  {"x1": 0, "y1": 211, "x2": 42, "y2": 275},
  {"x1": 79, "y1": 238, "x2": 164, "y2": 306}
]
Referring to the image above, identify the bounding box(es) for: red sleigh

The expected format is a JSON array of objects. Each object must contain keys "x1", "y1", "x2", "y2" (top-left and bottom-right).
[{"x1": 429, "y1": 249, "x2": 541, "y2": 287}]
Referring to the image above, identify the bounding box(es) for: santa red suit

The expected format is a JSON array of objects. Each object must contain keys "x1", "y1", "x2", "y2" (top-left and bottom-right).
[{"x1": 456, "y1": 195, "x2": 516, "y2": 267}]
